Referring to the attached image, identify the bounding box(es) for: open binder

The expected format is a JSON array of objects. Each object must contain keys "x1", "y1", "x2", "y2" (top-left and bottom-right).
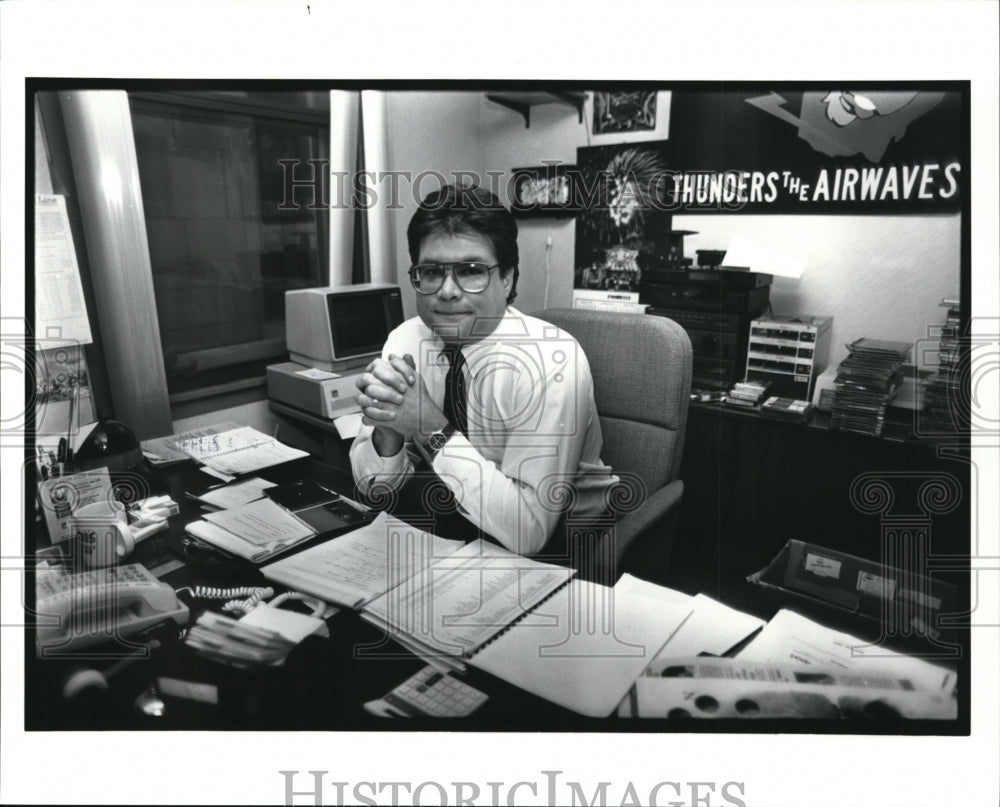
[
  {"x1": 262, "y1": 513, "x2": 573, "y2": 658},
  {"x1": 263, "y1": 514, "x2": 692, "y2": 715},
  {"x1": 360, "y1": 539, "x2": 574, "y2": 661}
]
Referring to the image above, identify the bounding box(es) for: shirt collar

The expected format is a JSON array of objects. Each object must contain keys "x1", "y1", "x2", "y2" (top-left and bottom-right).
[{"x1": 423, "y1": 307, "x2": 522, "y2": 362}]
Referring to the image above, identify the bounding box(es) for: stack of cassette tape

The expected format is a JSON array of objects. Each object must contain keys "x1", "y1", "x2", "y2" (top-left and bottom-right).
[
  {"x1": 759, "y1": 396, "x2": 816, "y2": 423},
  {"x1": 723, "y1": 379, "x2": 771, "y2": 410},
  {"x1": 921, "y1": 299, "x2": 967, "y2": 434},
  {"x1": 830, "y1": 338, "x2": 911, "y2": 436}
]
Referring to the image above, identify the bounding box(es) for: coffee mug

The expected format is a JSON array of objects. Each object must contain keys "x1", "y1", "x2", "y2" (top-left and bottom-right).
[{"x1": 71, "y1": 501, "x2": 131, "y2": 569}]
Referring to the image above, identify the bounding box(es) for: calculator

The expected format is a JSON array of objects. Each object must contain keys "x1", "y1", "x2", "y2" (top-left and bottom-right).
[{"x1": 364, "y1": 666, "x2": 488, "y2": 718}]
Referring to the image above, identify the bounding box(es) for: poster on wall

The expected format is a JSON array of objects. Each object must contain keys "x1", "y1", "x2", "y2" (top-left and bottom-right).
[
  {"x1": 573, "y1": 140, "x2": 673, "y2": 292},
  {"x1": 664, "y1": 88, "x2": 964, "y2": 214}
]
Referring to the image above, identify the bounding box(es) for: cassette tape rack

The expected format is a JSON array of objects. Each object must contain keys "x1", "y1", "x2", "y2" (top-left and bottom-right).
[{"x1": 745, "y1": 313, "x2": 832, "y2": 401}]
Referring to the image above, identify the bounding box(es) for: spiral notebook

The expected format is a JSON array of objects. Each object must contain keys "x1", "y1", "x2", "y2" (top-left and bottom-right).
[
  {"x1": 261, "y1": 512, "x2": 573, "y2": 663},
  {"x1": 359, "y1": 538, "x2": 575, "y2": 664}
]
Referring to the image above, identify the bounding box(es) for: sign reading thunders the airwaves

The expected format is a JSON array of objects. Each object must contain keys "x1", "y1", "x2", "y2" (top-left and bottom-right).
[{"x1": 665, "y1": 88, "x2": 964, "y2": 214}]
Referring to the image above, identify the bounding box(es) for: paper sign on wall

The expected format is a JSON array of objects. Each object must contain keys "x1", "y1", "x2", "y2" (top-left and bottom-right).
[{"x1": 34, "y1": 194, "x2": 93, "y2": 345}]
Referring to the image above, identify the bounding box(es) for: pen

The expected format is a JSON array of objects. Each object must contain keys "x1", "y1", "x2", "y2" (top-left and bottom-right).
[{"x1": 65, "y1": 384, "x2": 78, "y2": 469}]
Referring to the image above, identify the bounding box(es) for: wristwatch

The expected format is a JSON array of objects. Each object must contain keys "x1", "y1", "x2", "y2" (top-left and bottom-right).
[{"x1": 427, "y1": 422, "x2": 458, "y2": 454}]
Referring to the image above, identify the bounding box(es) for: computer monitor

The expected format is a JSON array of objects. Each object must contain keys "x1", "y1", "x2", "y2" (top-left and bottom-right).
[{"x1": 285, "y1": 283, "x2": 404, "y2": 372}]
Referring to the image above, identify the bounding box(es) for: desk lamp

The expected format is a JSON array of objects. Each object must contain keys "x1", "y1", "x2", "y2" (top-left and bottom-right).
[{"x1": 72, "y1": 419, "x2": 143, "y2": 472}]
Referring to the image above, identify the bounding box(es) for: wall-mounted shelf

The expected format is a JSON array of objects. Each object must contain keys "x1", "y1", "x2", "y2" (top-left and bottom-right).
[{"x1": 486, "y1": 91, "x2": 586, "y2": 128}]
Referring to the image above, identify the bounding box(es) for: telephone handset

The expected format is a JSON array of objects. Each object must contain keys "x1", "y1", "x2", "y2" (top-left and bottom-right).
[{"x1": 36, "y1": 563, "x2": 189, "y2": 653}]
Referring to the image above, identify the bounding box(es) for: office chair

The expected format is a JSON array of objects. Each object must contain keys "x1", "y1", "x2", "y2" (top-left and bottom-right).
[{"x1": 533, "y1": 308, "x2": 692, "y2": 584}]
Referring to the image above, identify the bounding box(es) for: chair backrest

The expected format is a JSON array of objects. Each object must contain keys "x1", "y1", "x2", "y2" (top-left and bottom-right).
[{"x1": 532, "y1": 308, "x2": 692, "y2": 493}]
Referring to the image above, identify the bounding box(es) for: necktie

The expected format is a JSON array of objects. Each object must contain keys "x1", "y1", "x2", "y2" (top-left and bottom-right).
[{"x1": 442, "y1": 347, "x2": 468, "y2": 434}]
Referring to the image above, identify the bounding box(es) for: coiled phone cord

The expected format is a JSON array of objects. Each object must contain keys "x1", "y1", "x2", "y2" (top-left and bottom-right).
[
  {"x1": 178, "y1": 585, "x2": 322, "y2": 617},
  {"x1": 177, "y1": 585, "x2": 275, "y2": 616},
  {"x1": 268, "y1": 591, "x2": 325, "y2": 618}
]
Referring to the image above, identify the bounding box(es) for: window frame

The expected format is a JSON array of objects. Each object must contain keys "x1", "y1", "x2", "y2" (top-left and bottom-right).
[{"x1": 126, "y1": 90, "x2": 332, "y2": 418}]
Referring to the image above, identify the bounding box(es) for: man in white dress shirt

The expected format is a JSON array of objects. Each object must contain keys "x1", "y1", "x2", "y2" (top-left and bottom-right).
[{"x1": 351, "y1": 184, "x2": 617, "y2": 556}]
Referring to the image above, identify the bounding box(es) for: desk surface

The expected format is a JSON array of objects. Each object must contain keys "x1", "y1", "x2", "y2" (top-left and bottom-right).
[{"x1": 26, "y1": 456, "x2": 968, "y2": 734}]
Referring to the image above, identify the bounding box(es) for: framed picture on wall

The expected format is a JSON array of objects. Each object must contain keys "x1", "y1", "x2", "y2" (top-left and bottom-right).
[
  {"x1": 510, "y1": 164, "x2": 577, "y2": 218},
  {"x1": 593, "y1": 90, "x2": 657, "y2": 134}
]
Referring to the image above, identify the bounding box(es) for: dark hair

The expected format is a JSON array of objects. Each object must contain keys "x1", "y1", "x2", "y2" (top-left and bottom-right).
[{"x1": 407, "y1": 184, "x2": 520, "y2": 305}]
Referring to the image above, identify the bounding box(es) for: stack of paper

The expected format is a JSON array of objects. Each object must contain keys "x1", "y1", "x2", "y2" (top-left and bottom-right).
[
  {"x1": 612, "y1": 575, "x2": 767, "y2": 662},
  {"x1": 194, "y1": 477, "x2": 277, "y2": 510},
  {"x1": 185, "y1": 611, "x2": 297, "y2": 669},
  {"x1": 142, "y1": 421, "x2": 242, "y2": 465},
  {"x1": 185, "y1": 497, "x2": 315, "y2": 563}
]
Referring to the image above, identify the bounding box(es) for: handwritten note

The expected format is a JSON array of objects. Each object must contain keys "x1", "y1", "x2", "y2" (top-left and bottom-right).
[{"x1": 170, "y1": 425, "x2": 308, "y2": 475}]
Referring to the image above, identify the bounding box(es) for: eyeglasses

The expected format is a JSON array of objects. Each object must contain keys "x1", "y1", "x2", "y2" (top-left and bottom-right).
[{"x1": 408, "y1": 262, "x2": 500, "y2": 295}]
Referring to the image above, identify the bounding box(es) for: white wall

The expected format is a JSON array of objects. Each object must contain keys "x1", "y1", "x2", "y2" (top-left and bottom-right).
[
  {"x1": 676, "y1": 213, "x2": 960, "y2": 367},
  {"x1": 383, "y1": 91, "x2": 486, "y2": 320}
]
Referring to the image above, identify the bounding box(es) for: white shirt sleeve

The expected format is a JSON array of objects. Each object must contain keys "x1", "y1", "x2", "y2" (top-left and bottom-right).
[
  {"x1": 349, "y1": 326, "x2": 419, "y2": 495},
  {"x1": 429, "y1": 343, "x2": 596, "y2": 556}
]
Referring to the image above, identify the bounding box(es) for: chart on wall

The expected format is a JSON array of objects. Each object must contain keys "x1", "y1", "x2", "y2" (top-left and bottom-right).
[{"x1": 664, "y1": 88, "x2": 964, "y2": 214}]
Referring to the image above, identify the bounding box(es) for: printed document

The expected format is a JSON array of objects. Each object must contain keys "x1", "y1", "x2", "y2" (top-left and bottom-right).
[
  {"x1": 262, "y1": 512, "x2": 466, "y2": 609},
  {"x1": 203, "y1": 497, "x2": 313, "y2": 547},
  {"x1": 362, "y1": 539, "x2": 573, "y2": 658},
  {"x1": 614, "y1": 575, "x2": 766, "y2": 661},
  {"x1": 738, "y1": 608, "x2": 956, "y2": 694}
]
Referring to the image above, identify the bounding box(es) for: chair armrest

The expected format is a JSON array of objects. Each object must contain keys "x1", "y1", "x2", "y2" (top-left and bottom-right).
[
  {"x1": 609, "y1": 479, "x2": 684, "y2": 563},
  {"x1": 580, "y1": 480, "x2": 684, "y2": 582}
]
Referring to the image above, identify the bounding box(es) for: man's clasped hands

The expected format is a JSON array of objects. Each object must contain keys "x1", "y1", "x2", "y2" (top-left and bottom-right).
[{"x1": 355, "y1": 354, "x2": 448, "y2": 454}]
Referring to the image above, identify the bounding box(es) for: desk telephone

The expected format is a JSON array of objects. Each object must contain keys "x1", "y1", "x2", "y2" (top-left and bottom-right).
[{"x1": 36, "y1": 563, "x2": 189, "y2": 653}]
